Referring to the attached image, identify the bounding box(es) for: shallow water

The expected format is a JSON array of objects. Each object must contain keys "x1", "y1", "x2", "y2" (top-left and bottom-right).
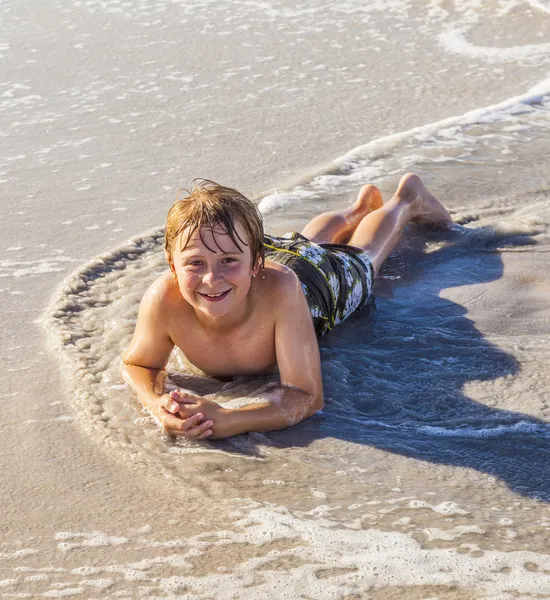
[
  {"x1": 2, "y1": 0, "x2": 550, "y2": 597},
  {"x1": 42, "y1": 86, "x2": 550, "y2": 596}
]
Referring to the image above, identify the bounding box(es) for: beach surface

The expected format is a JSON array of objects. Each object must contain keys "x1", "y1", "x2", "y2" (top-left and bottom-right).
[{"x1": 2, "y1": 0, "x2": 550, "y2": 597}]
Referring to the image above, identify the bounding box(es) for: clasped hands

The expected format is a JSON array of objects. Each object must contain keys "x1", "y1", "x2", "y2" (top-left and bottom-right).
[{"x1": 156, "y1": 389, "x2": 229, "y2": 439}]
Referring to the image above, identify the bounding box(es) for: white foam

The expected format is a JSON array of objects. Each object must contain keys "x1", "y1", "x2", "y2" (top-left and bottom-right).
[
  {"x1": 0, "y1": 257, "x2": 78, "y2": 278},
  {"x1": 440, "y1": 28, "x2": 550, "y2": 62},
  {"x1": 55, "y1": 532, "x2": 128, "y2": 552},
  {"x1": 66, "y1": 503, "x2": 547, "y2": 598},
  {"x1": 0, "y1": 549, "x2": 38, "y2": 559},
  {"x1": 81, "y1": 578, "x2": 114, "y2": 589},
  {"x1": 321, "y1": 414, "x2": 549, "y2": 441},
  {"x1": 258, "y1": 189, "x2": 316, "y2": 215},
  {"x1": 257, "y1": 76, "x2": 550, "y2": 216},
  {"x1": 418, "y1": 420, "x2": 547, "y2": 439},
  {"x1": 70, "y1": 567, "x2": 102, "y2": 576},
  {"x1": 131, "y1": 525, "x2": 152, "y2": 534},
  {"x1": 422, "y1": 525, "x2": 485, "y2": 541},
  {"x1": 42, "y1": 588, "x2": 84, "y2": 598},
  {"x1": 525, "y1": 0, "x2": 550, "y2": 14},
  {"x1": 25, "y1": 416, "x2": 74, "y2": 424},
  {"x1": 0, "y1": 42, "x2": 10, "y2": 59},
  {"x1": 407, "y1": 500, "x2": 470, "y2": 515},
  {"x1": 25, "y1": 574, "x2": 50, "y2": 582},
  {"x1": 339, "y1": 76, "x2": 550, "y2": 165}
]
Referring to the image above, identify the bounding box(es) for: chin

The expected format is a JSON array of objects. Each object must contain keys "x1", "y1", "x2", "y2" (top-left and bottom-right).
[{"x1": 196, "y1": 293, "x2": 237, "y2": 316}]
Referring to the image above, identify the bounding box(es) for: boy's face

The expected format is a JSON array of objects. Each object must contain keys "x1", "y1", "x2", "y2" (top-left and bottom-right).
[{"x1": 170, "y1": 220, "x2": 260, "y2": 320}]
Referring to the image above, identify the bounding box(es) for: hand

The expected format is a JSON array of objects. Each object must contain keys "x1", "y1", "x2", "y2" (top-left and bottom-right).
[
  {"x1": 155, "y1": 392, "x2": 214, "y2": 439},
  {"x1": 166, "y1": 389, "x2": 232, "y2": 439}
]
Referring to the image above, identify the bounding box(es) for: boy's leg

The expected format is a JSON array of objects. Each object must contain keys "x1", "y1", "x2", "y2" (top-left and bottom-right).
[
  {"x1": 348, "y1": 173, "x2": 453, "y2": 275},
  {"x1": 300, "y1": 185, "x2": 383, "y2": 244}
]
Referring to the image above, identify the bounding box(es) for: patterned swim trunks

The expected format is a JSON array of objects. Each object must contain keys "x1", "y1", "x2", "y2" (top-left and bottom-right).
[{"x1": 264, "y1": 232, "x2": 375, "y2": 336}]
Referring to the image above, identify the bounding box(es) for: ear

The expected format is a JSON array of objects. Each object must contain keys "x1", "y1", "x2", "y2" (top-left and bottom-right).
[
  {"x1": 165, "y1": 251, "x2": 175, "y2": 272},
  {"x1": 251, "y1": 256, "x2": 262, "y2": 277}
]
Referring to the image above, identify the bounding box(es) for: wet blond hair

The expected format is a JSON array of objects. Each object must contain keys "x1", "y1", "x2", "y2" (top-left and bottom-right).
[{"x1": 165, "y1": 179, "x2": 265, "y2": 268}]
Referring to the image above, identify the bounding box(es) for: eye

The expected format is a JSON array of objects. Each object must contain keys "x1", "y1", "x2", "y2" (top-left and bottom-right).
[
  {"x1": 186, "y1": 260, "x2": 204, "y2": 267},
  {"x1": 222, "y1": 257, "x2": 238, "y2": 263}
]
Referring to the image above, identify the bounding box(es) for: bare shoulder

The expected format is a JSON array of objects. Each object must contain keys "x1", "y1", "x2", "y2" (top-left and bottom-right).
[
  {"x1": 136, "y1": 271, "x2": 194, "y2": 334},
  {"x1": 263, "y1": 258, "x2": 300, "y2": 289},
  {"x1": 123, "y1": 270, "x2": 180, "y2": 368},
  {"x1": 261, "y1": 260, "x2": 305, "y2": 311},
  {"x1": 142, "y1": 270, "x2": 183, "y2": 310}
]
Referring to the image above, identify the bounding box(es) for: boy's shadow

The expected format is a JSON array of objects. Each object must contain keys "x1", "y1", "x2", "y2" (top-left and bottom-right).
[{"x1": 266, "y1": 225, "x2": 550, "y2": 503}]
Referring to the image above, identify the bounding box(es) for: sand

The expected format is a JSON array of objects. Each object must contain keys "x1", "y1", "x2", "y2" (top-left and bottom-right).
[{"x1": 2, "y1": 0, "x2": 550, "y2": 597}]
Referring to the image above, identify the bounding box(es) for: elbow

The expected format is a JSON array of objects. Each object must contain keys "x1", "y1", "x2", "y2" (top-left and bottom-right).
[
  {"x1": 308, "y1": 394, "x2": 324, "y2": 416},
  {"x1": 120, "y1": 356, "x2": 153, "y2": 371},
  {"x1": 121, "y1": 351, "x2": 132, "y2": 369},
  {"x1": 120, "y1": 360, "x2": 132, "y2": 383},
  {"x1": 119, "y1": 357, "x2": 144, "y2": 382},
  {"x1": 120, "y1": 354, "x2": 134, "y2": 372}
]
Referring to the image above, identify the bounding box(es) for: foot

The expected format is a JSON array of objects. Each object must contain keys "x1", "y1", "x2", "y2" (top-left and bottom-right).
[
  {"x1": 302, "y1": 184, "x2": 384, "y2": 244},
  {"x1": 395, "y1": 173, "x2": 453, "y2": 228},
  {"x1": 354, "y1": 184, "x2": 384, "y2": 216},
  {"x1": 331, "y1": 184, "x2": 384, "y2": 243}
]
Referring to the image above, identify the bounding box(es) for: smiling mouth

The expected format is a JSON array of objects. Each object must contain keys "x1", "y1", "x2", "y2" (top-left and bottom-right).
[{"x1": 198, "y1": 289, "x2": 231, "y2": 302}]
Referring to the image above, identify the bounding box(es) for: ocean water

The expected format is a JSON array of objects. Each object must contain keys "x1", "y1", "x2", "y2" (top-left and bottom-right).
[{"x1": 2, "y1": 0, "x2": 550, "y2": 598}]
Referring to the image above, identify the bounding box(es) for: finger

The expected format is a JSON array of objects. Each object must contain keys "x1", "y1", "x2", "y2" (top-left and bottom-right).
[
  {"x1": 160, "y1": 413, "x2": 189, "y2": 433},
  {"x1": 165, "y1": 392, "x2": 198, "y2": 414},
  {"x1": 176, "y1": 406, "x2": 199, "y2": 420},
  {"x1": 179, "y1": 413, "x2": 204, "y2": 431},
  {"x1": 165, "y1": 398, "x2": 181, "y2": 414},
  {"x1": 175, "y1": 402, "x2": 201, "y2": 419},
  {"x1": 161, "y1": 414, "x2": 205, "y2": 437},
  {"x1": 186, "y1": 420, "x2": 214, "y2": 439},
  {"x1": 196, "y1": 428, "x2": 213, "y2": 440},
  {"x1": 169, "y1": 390, "x2": 182, "y2": 403},
  {"x1": 171, "y1": 389, "x2": 200, "y2": 404}
]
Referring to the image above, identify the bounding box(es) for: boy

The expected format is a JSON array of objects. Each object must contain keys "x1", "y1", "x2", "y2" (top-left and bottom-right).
[{"x1": 122, "y1": 173, "x2": 452, "y2": 439}]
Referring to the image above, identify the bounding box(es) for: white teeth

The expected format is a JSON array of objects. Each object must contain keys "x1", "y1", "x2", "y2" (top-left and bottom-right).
[{"x1": 203, "y1": 291, "x2": 226, "y2": 297}]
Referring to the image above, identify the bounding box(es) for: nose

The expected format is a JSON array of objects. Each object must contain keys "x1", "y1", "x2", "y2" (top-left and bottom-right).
[{"x1": 202, "y1": 263, "x2": 223, "y2": 285}]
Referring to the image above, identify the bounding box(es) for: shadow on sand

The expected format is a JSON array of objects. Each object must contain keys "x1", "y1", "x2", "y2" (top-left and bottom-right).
[{"x1": 262, "y1": 226, "x2": 550, "y2": 503}]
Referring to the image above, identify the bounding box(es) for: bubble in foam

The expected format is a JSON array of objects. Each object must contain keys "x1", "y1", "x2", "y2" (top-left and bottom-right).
[
  {"x1": 132, "y1": 524, "x2": 152, "y2": 534},
  {"x1": 0, "y1": 549, "x2": 38, "y2": 558},
  {"x1": 25, "y1": 574, "x2": 50, "y2": 582},
  {"x1": 81, "y1": 578, "x2": 114, "y2": 589},
  {"x1": 392, "y1": 517, "x2": 412, "y2": 527},
  {"x1": 422, "y1": 525, "x2": 485, "y2": 542},
  {"x1": 70, "y1": 567, "x2": 102, "y2": 576},
  {"x1": 55, "y1": 531, "x2": 128, "y2": 551},
  {"x1": 407, "y1": 500, "x2": 469, "y2": 515}
]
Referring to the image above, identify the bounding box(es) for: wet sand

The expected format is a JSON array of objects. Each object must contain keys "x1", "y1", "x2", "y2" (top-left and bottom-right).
[{"x1": 2, "y1": 0, "x2": 550, "y2": 597}]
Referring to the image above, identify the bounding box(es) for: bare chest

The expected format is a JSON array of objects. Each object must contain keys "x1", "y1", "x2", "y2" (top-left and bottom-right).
[{"x1": 171, "y1": 319, "x2": 277, "y2": 377}]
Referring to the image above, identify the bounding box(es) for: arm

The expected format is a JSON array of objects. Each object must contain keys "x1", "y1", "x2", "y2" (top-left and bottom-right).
[
  {"x1": 122, "y1": 279, "x2": 213, "y2": 439},
  {"x1": 170, "y1": 271, "x2": 324, "y2": 438},
  {"x1": 225, "y1": 270, "x2": 324, "y2": 435}
]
